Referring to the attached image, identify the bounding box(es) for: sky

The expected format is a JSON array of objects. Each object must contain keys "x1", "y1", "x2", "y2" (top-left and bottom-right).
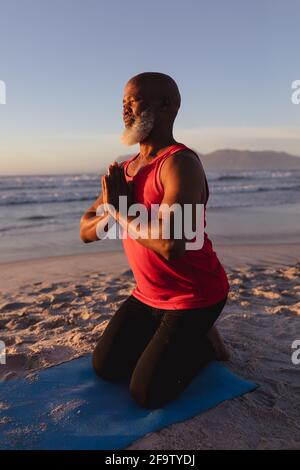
[{"x1": 0, "y1": 0, "x2": 299, "y2": 175}]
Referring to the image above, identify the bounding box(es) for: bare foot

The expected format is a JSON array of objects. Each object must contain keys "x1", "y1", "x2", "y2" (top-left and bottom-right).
[{"x1": 207, "y1": 326, "x2": 230, "y2": 361}]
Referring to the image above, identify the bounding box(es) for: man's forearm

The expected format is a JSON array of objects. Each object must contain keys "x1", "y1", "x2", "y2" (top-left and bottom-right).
[{"x1": 80, "y1": 211, "x2": 110, "y2": 243}]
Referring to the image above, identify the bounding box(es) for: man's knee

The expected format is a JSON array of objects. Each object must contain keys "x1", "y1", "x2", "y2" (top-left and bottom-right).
[
  {"x1": 92, "y1": 346, "x2": 107, "y2": 378},
  {"x1": 92, "y1": 346, "x2": 131, "y2": 383},
  {"x1": 129, "y1": 374, "x2": 172, "y2": 409},
  {"x1": 92, "y1": 345, "x2": 115, "y2": 381},
  {"x1": 129, "y1": 380, "x2": 157, "y2": 409}
]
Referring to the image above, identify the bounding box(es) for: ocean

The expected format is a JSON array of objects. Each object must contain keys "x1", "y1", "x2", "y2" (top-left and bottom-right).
[{"x1": 1, "y1": 169, "x2": 300, "y2": 263}]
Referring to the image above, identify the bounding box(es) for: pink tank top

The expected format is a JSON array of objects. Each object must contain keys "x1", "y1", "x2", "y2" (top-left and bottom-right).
[{"x1": 120, "y1": 143, "x2": 230, "y2": 310}]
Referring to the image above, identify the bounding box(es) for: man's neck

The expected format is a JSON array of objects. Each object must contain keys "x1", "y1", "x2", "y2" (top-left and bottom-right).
[{"x1": 138, "y1": 137, "x2": 178, "y2": 161}]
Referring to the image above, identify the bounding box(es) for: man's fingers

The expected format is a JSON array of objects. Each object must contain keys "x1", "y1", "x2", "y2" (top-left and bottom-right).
[
  {"x1": 120, "y1": 165, "x2": 127, "y2": 181},
  {"x1": 102, "y1": 175, "x2": 110, "y2": 210},
  {"x1": 109, "y1": 163, "x2": 126, "y2": 195},
  {"x1": 107, "y1": 165, "x2": 114, "y2": 177},
  {"x1": 108, "y1": 163, "x2": 121, "y2": 190},
  {"x1": 104, "y1": 162, "x2": 131, "y2": 206},
  {"x1": 107, "y1": 161, "x2": 119, "y2": 175},
  {"x1": 101, "y1": 175, "x2": 106, "y2": 194},
  {"x1": 101, "y1": 176, "x2": 105, "y2": 203},
  {"x1": 119, "y1": 166, "x2": 129, "y2": 193}
]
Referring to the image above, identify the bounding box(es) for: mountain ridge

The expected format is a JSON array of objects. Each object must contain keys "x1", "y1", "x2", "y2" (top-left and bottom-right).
[{"x1": 115, "y1": 148, "x2": 300, "y2": 171}]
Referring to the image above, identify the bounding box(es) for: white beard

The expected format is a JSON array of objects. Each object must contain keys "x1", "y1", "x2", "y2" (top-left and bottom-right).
[{"x1": 120, "y1": 107, "x2": 156, "y2": 146}]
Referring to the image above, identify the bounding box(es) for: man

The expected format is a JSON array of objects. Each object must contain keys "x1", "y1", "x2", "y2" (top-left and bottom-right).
[{"x1": 80, "y1": 72, "x2": 230, "y2": 409}]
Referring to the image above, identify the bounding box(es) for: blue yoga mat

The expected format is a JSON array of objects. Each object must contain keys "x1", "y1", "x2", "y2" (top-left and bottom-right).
[{"x1": 0, "y1": 354, "x2": 256, "y2": 450}]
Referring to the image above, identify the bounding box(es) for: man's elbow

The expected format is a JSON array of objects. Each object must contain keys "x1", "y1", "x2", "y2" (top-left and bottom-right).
[
  {"x1": 80, "y1": 229, "x2": 90, "y2": 243},
  {"x1": 163, "y1": 240, "x2": 186, "y2": 261},
  {"x1": 80, "y1": 234, "x2": 91, "y2": 243},
  {"x1": 79, "y1": 219, "x2": 91, "y2": 243}
]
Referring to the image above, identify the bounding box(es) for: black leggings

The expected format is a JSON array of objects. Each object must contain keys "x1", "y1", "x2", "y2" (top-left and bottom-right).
[{"x1": 92, "y1": 294, "x2": 228, "y2": 409}]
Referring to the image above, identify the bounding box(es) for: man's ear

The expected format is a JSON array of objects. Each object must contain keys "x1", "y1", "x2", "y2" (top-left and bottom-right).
[
  {"x1": 161, "y1": 96, "x2": 171, "y2": 110},
  {"x1": 160, "y1": 96, "x2": 170, "y2": 113}
]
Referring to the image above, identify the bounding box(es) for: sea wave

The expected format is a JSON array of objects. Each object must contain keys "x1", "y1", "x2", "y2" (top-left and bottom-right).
[{"x1": 0, "y1": 196, "x2": 95, "y2": 206}]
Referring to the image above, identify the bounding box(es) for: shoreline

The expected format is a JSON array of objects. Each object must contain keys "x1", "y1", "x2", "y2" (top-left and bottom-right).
[{"x1": 0, "y1": 242, "x2": 299, "y2": 293}]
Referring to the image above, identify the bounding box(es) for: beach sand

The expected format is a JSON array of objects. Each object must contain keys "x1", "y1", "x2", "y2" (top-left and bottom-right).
[{"x1": 0, "y1": 243, "x2": 299, "y2": 449}]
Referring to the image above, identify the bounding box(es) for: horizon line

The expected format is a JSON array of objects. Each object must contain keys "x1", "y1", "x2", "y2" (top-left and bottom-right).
[{"x1": 1, "y1": 146, "x2": 300, "y2": 177}]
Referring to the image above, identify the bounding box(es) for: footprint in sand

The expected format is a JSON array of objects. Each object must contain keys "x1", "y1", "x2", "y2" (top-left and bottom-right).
[
  {"x1": 0, "y1": 301, "x2": 30, "y2": 312},
  {"x1": 73, "y1": 285, "x2": 92, "y2": 297},
  {"x1": 15, "y1": 335, "x2": 37, "y2": 345},
  {"x1": 0, "y1": 318, "x2": 10, "y2": 328},
  {"x1": 51, "y1": 292, "x2": 77, "y2": 304},
  {"x1": 103, "y1": 286, "x2": 121, "y2": 294},
  {"x1": 26, "y1": 283, "x2": 58, "y2": 295},
  {"x1": 37, "y1": 286, "x2": 56, "y2": 294},
  {"x1": 37, "y1": 317, "x2": 67, "y2": 329},
  {"x1": 6, "y1": 315, "x2": 41, "y2": 330}
]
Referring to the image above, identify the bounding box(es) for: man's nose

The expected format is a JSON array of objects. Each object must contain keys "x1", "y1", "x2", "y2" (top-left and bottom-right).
[{"x1": 123, "y1": 103, "x2": 132, "y2": 113}]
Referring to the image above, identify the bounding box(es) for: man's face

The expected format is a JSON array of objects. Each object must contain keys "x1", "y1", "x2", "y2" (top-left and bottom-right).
[{"x1": 121, "y1": 81, "x2": 156, "y2": 146}]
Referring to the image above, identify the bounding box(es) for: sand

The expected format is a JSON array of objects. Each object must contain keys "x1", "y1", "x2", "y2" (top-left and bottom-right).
[{"x1": 0, "y1": 243, "x2": 299, "y2": 449}]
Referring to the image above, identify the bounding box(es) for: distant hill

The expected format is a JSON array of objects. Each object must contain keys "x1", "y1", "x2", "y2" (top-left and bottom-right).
[
  {"x1": 113, "y1": 148, "x2": 300, "y2": 172},
  {"x1": 197, "y1": 149, "x2": 300, "y2": 171}
]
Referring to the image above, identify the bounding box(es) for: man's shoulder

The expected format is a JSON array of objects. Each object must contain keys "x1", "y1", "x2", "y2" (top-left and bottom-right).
[{"x1": 161, "y1": 147, "x2": 205, "y2": 177}]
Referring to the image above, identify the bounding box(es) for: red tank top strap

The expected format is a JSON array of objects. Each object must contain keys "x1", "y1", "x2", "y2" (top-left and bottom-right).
[
  {"x1": 154, "y1": 143, "x2": 188, "y2": 192},
  {"x1": 119, "y1": 153, "x2": 138, "y2": 172},
  {"x1": 154, "y1": 143, "x2": 209, "y2": 205}
]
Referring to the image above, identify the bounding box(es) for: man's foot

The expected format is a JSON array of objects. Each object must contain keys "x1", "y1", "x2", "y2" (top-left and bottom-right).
[{"x1": 207, "y1": 326, "x2": 230, "y2": 361}]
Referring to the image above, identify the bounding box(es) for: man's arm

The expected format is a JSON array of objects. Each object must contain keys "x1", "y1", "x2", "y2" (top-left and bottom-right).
[
  {"x1": 80, "y1": 192, "x2": 110, "y2": 243},
  {"x1": 110, "y1": 151, "x2": 207, "y2": 260}
]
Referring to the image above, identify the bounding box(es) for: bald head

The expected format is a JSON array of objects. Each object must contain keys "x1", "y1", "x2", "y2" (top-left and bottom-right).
[{"x1": 127, "y1": 72, "x2": 181, "y2": 112}]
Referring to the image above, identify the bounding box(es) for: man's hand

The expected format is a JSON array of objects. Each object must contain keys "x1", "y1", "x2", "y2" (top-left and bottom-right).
[
  {"x1": 102, "y1": 162, "x2": 134, "y2": 211},
  {"x1": 80, "y1": 161, "x2": 134, "y2": 243}
]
